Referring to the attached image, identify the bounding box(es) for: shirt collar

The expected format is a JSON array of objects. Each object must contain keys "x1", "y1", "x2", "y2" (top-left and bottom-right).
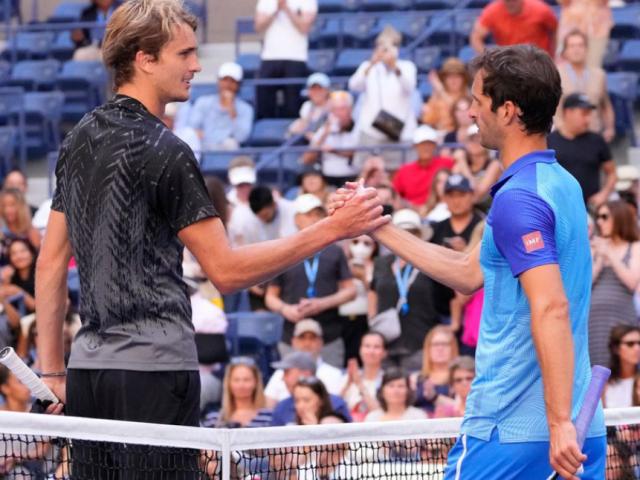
[{"x1": 490, "y1": 150, "x2": 556, "y2": 197}]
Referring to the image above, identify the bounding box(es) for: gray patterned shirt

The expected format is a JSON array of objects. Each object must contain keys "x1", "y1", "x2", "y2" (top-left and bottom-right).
[{"x1": 52, "y1": 95, "x2": 218, "y2": 371}]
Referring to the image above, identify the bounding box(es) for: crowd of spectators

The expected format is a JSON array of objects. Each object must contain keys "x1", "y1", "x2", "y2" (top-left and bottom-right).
[{"x1": 0, "y1": 0, "x2": 639, "y2": 465}]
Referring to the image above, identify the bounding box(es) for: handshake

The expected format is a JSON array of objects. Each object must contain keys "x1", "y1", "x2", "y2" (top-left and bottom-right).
[{"x1": 324, "y1": 181, "x2": 391, "y2": 240}]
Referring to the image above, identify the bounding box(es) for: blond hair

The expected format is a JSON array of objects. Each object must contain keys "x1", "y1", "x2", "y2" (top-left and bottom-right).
[
  {"x1": 0, "y1": 188, "x2": 32, "y2": 235},
  {"x1": 102, "y1": 0, "x2": 197, "y2": 89},
  {"x1": 219, "y1": 363, "x2": 266, "y2": 425},
  {"x1": 421, "y1": 325, "x2": 459, "y2": 378}
]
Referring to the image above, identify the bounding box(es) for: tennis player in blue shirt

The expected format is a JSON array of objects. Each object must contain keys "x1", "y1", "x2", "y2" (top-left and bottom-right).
[{"x1": 331, "y1": 44, "x2": 606, "y2": 479}]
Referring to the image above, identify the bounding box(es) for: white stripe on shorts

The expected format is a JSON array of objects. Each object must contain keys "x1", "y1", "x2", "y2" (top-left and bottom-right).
[{"x1": 454, "y1": 434, "x2": 468, "y2": 480}]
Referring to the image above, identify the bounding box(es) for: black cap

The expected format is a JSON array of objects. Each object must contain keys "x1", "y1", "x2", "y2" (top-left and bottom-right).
[
  {"x1": 562, "y1": 93, "x2": 595, "y2": 110},
  {"x1": 444, "y1": 173, "x2": 473, "y2": 194}
]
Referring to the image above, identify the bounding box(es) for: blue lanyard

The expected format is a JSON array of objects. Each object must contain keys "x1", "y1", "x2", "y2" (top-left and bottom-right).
[
  {"x1": 394, "y1": 260, "x2": 413, "y2": 315},
  {"x1": 304, "y1": 254, "x2": 321, "y2": 298}
]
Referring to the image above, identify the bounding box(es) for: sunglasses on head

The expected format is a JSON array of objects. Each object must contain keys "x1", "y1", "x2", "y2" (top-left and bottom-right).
[{"x1": 230, "y1": 356, "x2": 257, "y2": 367}]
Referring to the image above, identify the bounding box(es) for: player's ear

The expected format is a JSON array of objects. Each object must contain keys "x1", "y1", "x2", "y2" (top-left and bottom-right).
[
  {"x1": 501, "y1": 100, "x2": 521, "y2": 127},
  {"x1": 135, "y1": 50, "x2": 158, "y2": 75}
]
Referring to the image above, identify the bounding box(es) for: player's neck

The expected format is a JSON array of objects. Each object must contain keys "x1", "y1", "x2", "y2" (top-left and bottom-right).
[
  {"x1": 117, "y1": 83, "x2": 165, "y2": 118},
  {"x1": 498, "y1": 134, "x2": 547, "y2": 172}
]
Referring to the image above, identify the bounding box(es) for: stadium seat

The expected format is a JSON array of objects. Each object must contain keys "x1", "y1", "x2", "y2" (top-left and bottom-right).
[
  {"x1": 426, "y1": 12, "x2": 472, "y2": 56},
  {"x1": 56, "y1": 60, "x2": 108, "y2": 121},
  {"x1": 0, "y1": 60, "x2": 10, "y2": 84},
  {"x1": 413, "y1": 46, "x2": 442, "y2": 73},
  {"x1": 414, "y1": 0, "x2": 453, "y2": 10},
  {"x1": 235, "y1": 53, "x2": 260, "y2": 79},
  {"x1": 318, "y1": 0, "x2": 359, "y2": 13},
  {"x1": 226, "y1": 312, "x2": 284, "y2": 380},
  {"x1": 238, "y1": 82, "x2": 255, "y2": 106},
  {"x1": 184, "y1": 0, "x2": 208, "y2": 41},
  {"x1": 333, "y1": 48, "x2": 371, "y2": 76},
  {"x1": 50, "y1": 31, "x2": 76, "y2": 62},
  {"x1": 21, "y1": 91, "x2": 65, "y2": 153},
  {"x1": 3, "y1": 31, "x2": 55, "y2": 61},
  {"x1": 611, "y1": 6, "x2": 640, "y2": 40},
  {"x1": 307, "y1": 49, "x2": 336, "y2": 74},
  {"x1": 417, "y1": 79, "x2": 433, "y2": 101},
  {"x1": 318, "y1": 15, "x2": 378, "y2": 48},
  {"x1": 0, "y1": 0, "x2": 21, "y2": 23},
  {"x1": 607, "y1": 72, "x2": 639, "y2": 145},
  {"x1": 0, "y1": 126, "x2": 15, "y2": 176},
  {"x1": 617, "y1": 40, "x2": 640, "y2": 73},
  {"x1": 602, "y1": 39, "x2": 620, "y2": 72},
  {"x1": 256, "y1": 151, "x2": 300, "y2": 186},
  {"x1": 247, "y1": 118, "x2": 291, "y2": 147},
  {"x1": 200, "y1": 152, "x2": 244, "y2": 180},
  {"x1": 360, "y1": 0, "x2": 412, "y2": 11},
  {"x1": 458, "y1": 45, "x2": 477, "y2": 64},
  {"x1": 374, "y1": 15, "x2": 429, "y2": 45},
  {"x1": 189, "y1": 82, "x2": 216, "y2": 103},
  {"x1": 0, "y1": 87, "x2": 26, "y2": 166},
  {"x1": 48, "y1": 1, "x2": 86, "y2": 22},
  {"x1": 7, "y1": 59, "x2": 60, "y2": 91}
]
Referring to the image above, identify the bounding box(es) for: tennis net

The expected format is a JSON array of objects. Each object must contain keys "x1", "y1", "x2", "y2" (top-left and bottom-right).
[{"x1": 0, "y1": 408, "x2": 638, "y2": 479}]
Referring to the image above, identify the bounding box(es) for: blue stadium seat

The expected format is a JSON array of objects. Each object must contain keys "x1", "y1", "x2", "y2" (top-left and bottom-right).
[
  {"x1": 189, "y1": 83, "x2": 216, "y2": 103},
  {"x1": 48, "y1": 1, "x2": 86, "y2": 22},
  {"x1": 184, "y1": 0, "x2": 208, "y2": 41},
  {"x1": 235, "y1": 53, "x2": 260, "y2": 79},
  {"x1": 413, "y1": 46, "x2": 442, "y2": 73},
  {"x1": 226, "y1": 312, "x2": 284, "y2": 380},
  {"x1": 360, "y1": 0, "x2": 412, "y2": 11},
  {"x1": 56, "y1": 60, "x2": 108, "y2": 121},
  {"x1": 458, "y1": 45, "x2": 477, "y2": 64},
  {"x1": 256, "y1": 152, "x2": 300, "y2": 186},
  {"x1": 0, "y1": 60, "x2": 10, "y2": 84},
  {"x1": 3, "y1": 31, "x2": 55, "y2": 61},
  {"x1": 318, "y1": 15, "x2": 378, "y2": 48},
  {"x1": 426, "y1": 12, "x2": 473, "y2": 56},
  {"x1": 333, "y1": 48, "x2": 371, "y2": 76},
  {"x1": 0, "y1": 87, "x2": 26, "y2": 167},
  {"x1": 417, "y1": 79, "x2": 433, "y2": 101},
  {"x1": 414, "y1": 0, "x2": 453, "y2": 10},
  {"x1": 21, "y1": 91, "x2": 65, "y2": 153},
  {"x1": 0, "y1": 0, "x2": 21, "y2": 23},
  {"x1": 318, "y1": 0, "x2": 359, "y2": 13},
  {"x1": 374, "y1": 15, "x2": 429, "y2": 44},
  {"x1": 247, "y1": 118, "x2": 291, "y2": 147},
  {"x1": 607, "y1": 72, "x2": 638, "y2": 145},
  {"x1": 307, "y1": 49, "x2": 336, "y2": 74},
  {"x1": 50, "y1": 31, "x2": 76, "y2": 62},
  {"x1": 611, "y1": 6, "x2": 640, "y2": 40},
  {"x1": 618, "y1": 40, "x2": 640, "y2": 73},
  {"x1": 0, "y1": 127, "x2": 15, "y2": 176},
  {"x1": 238, "y1": 82, "x2": 255, "y2": 106},
  {"x1": 8, "y1": 59, "x2": 60, "y2": 91},
  {"x1": 602, "y1": 39, "x2": 620, "y2": 72},
  {"x1": 200, "y1": 152, "x2": 245, "y2": 180}
]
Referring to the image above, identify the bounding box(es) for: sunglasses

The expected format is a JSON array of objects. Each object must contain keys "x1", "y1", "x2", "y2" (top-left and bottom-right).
[
  {"x1": 596, "y1": 213, "x2": 610, "y2": 221},
  {"x1": 620, "y1": 340, "x2": 640, "y2": 348},
  {"x1": 230, "y1": 356, "x2": 257, "y2": 367},
  {"x1": 453, "y1": 376, "x2": 474, "y2": 384}
]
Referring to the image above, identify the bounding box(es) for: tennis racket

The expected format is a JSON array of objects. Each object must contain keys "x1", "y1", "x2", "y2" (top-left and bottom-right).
[
  {"x1": 0, "y1": 346, "x2": 59, "y2": 403},
  {"x1": 547, "y1": 365, "x2": 610, "y2": 480}
]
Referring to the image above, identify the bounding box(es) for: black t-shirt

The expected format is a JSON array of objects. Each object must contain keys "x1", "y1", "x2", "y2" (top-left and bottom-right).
[
  {"x1": 52, "y1": 94, "x2": 218, "y2": 371},
  {"x1": 370, "y1": 254, "x2": 438, "y2": 353},
  {"x1": 548, "y1": 131, "x2": 611, "y2": 204},
  {"x1": 271, "y1": 244, "x2": 352, "y2": 344},
  {"x1": 430, "y1": 212, "x2": 483, "y2": 317}
]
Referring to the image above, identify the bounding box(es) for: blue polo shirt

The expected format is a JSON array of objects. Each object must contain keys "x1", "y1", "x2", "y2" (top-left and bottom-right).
[{"x1": 461, "y1": 150, "x2": 605, "y2": 443}]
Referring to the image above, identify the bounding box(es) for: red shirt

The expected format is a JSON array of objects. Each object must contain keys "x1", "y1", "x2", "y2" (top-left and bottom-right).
[
  {"x1": 392, "y1": 157, "x2": 455, "y2": 206},
  {"x1": 478, "y1": 0, "x2": 558, "y2": 55}
]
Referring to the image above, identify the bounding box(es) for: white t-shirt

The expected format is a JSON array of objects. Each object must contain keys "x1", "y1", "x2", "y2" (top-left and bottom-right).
[
  {"x1": 364, "y1": 406, "x2": 427, "y2": 422},
  {"x1": 265, "y1": 360, "x2": 344, "y2": 401},
  {"x1": 227, "y1": 198, "x2": 297, "y2": 247},
  {"x1": 256, "y1": 0, "x2": 318, "y2": 62},
  {"x1": 605, "y1": 378, "x2": 634, "y2": 408},
  {"x1": 311, "y1": 119, "x2": 360, "y2": 178},
  {"x1": 348, "y1": 59, "x2": 418, "y2": 141}
]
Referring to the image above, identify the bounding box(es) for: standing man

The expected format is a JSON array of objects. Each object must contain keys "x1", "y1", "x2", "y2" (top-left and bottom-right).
[
  {"x1": 470, "y1": 0, "x2": 558, "y2": 56},
  {"x1": 36, "y1": 0, "x2": 386, "y2": 433},
  {"x1": 333, "y1": 45, "x2": 606, "y2": 479},
  {"x1": 254, "y1": 0, "x2": 317, "y2": 119},
  {"x1": 555, "y1": 29, "x2": 615, "y2": 142},
  {"x1": 548, "y1": 93, "x2": 617, "y2": 210}
]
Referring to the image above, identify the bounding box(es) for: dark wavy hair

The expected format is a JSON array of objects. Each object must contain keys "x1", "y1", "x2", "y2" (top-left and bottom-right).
[
  {"x1": 608, "y1": 325, "x2": 640, "y2": 381},
  {"x1": 293, "y1": 377, "x2": 335, "y2": 424},
  {"x1": 469, "y1": 45, "x2": 561, "y2": 135},
  {"x1": 376, "y1": 368, "x2": 415, "y2": 411}
]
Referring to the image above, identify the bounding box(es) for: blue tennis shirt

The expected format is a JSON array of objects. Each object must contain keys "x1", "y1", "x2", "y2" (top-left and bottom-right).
[{"x1": 461, "y1": 150, "x2": 606, "y2": 443}]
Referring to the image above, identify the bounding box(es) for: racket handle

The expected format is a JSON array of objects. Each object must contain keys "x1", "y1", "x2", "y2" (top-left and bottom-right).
[
  {"x1": 548, "y1": 365, "x2": 610, "y2": 480},
  {"x1": 0, "y1": 347, "x2": 59, "y2": 403}
]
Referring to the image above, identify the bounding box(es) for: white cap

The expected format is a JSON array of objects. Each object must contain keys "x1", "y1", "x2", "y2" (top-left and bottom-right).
[
  {"x1": 228, "y1": 165, "x2": 256, "y2": 186},
  {"x1": 294, "y1": 194, "x2": 324, "y2": 214},
  {"x1": 616, "y1": 165, "x2": 640, "y2": 191},
  {"x1": 412, "y1": 125, "x2": 439, "y2": 145},
  {"x1": 392, "y1": 208, "x2": 422, "y2": 231},
  {"x1": 218, "y1": 62, "x2": 243, "y2": 82}
]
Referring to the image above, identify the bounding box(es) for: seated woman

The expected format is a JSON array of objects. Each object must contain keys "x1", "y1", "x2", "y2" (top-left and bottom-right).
[
  {"x1": 0, "y1": 189, "x2": 41, "y2": 266},
  {"x1": 364, "y1": 368, "x2": 426, "y2": 422},
  {"x1": 340, "y1": 331, "x2": 387, "y2": 421},
  {"x1": 412, "y1": 326, "x2": 459, "y2": 416},
  {"x1": 201, "y1": 357, "x2": 271, "y2": 428},
  {"x1": 433, "y1": 356, "x2": 475, "y2": 418},
  {"x1": 604, "y1": 325, "x2": 640, "y2": 408}
]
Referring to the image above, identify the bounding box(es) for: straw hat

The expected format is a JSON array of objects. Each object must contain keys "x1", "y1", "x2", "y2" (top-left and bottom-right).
[{"x1": 439, "y1": 57, "x2": 470, "y2": 85}]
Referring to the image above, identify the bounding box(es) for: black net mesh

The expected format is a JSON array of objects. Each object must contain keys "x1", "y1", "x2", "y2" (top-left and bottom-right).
[{"x1": 0, "y1": 426, "x2": 638, "y2": 479}]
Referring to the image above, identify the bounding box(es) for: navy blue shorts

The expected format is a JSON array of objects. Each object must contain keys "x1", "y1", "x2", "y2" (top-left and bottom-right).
[{"x1": 444, "y1": 428, "x2": 606, "y2": 480}]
